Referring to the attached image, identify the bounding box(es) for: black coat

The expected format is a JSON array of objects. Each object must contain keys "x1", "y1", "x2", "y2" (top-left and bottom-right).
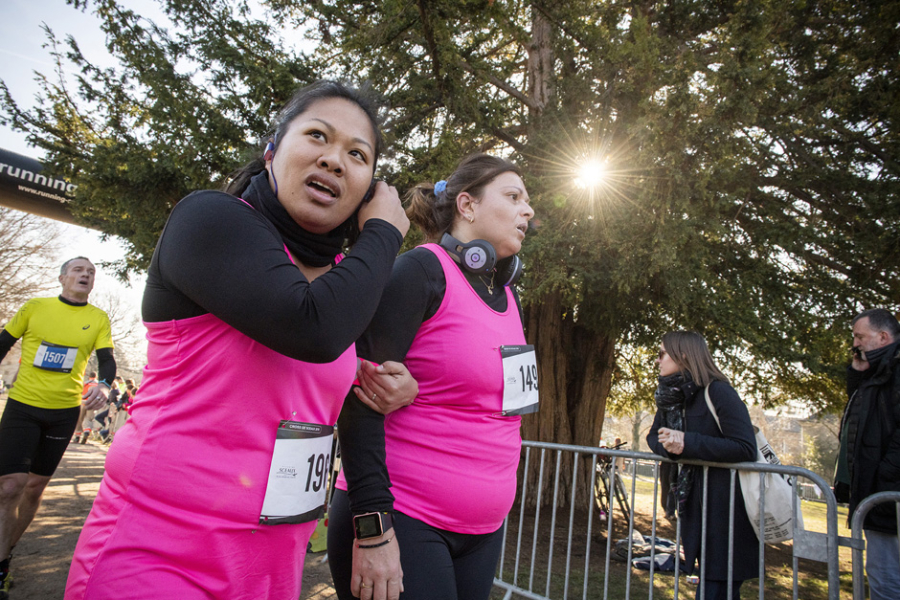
[
  {"x1": 841, "y1": 343, "x2": 900, "y2": 534},
  {"x1": 647, "y1": 380, "x2": 759, "y2": 581}
]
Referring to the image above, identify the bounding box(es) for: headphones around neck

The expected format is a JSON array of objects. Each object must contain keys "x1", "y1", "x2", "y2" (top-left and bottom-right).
[{"x1": 439, "y1": 232, "x2": 523, "y2": 288}]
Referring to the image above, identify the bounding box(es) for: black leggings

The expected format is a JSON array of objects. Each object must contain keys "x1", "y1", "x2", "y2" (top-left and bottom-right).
[{"x1": 328, "y1": 489, "x2": 505, "y2": 600}]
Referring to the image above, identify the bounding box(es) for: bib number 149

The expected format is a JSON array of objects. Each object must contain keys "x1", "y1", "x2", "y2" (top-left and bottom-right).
[
  {"x1": 501, "y1": 345, "x2": 539, "y2": 416},
  {"x1": 519, "y1": 364, "x2": 538, "y2": 392}
]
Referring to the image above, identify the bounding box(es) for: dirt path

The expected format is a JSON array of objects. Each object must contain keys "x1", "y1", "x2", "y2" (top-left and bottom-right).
[{"x1": 1, "y1": 397, "x2": 337, "y2": 599}]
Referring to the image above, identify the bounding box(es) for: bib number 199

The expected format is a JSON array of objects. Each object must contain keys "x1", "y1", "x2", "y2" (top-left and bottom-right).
[
  {"x1": 306, "y1": 451, "x2": 331, "y2": 494},
  {"x1": 260, "y1": 421, "x2": 334, "y2": 525}
]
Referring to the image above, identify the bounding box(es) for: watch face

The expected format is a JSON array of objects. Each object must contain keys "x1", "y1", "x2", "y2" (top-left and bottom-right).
[{"x1": 355, "y1": 514, "x2": 382, "y2": 539}]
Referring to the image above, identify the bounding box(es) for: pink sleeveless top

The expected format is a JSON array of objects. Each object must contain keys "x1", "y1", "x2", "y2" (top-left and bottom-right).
[
  {"x1": 383, "y1": 243, "x2": 526, "y2": 534},
  {"x1": 66, "y1": 312, "x2": 356, "y2": 599}
]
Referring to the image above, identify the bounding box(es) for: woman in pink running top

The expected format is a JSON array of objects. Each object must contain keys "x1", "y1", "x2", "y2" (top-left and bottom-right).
[
  {"x1": 65, "y1": 81, "x2": 413, "y2": 600},
  {"x1": 328, "y1": 154, "x2": 536, "y2": 600}
]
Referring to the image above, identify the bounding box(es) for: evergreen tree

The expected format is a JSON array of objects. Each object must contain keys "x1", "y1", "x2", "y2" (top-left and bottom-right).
[
  {"x1": 295, "y1": 0, "x2": 899, "y2": 449},
  {"x1": 3, "y1": 2, "x2": 897, "y2": 485}
]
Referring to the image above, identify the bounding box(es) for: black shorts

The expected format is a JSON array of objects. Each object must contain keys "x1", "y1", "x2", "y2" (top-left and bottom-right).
[{"x1": 0, "y1": 398, "x2": 81, "y2": 477}]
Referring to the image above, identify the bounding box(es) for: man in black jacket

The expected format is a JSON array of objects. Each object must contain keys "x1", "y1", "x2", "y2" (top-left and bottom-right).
[{"x1": 836, "y1": 308, "x2": 900, "y2": 600}]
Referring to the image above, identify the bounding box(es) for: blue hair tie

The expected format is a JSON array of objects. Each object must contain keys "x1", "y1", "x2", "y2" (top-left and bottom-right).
[{"x1": 434, "y1": 180, "x2": 447, "y2": 194}]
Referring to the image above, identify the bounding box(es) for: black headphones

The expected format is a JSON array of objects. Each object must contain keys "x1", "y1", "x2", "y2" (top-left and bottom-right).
[{"x1": 439, "y1": 232, "x2": 523, "y2": 288}]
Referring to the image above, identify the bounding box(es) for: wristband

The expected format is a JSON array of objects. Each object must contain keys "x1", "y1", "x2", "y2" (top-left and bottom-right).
[{"x1": 357, "y1": 536, "x2": 393, "y2": 549}]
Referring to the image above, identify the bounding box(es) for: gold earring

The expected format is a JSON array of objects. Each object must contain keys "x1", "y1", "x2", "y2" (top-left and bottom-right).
[{"x1": 467, "y1": 214, "x2": 474, "y2": 223}]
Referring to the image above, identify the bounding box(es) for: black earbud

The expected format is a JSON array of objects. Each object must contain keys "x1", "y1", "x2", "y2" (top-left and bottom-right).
[{"x1": 264, "y1": 136, "x2": 278, "y2": 195}]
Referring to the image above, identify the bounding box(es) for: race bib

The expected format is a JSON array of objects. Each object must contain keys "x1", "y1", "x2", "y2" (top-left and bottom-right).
[
  {"x1": 33, "y1": 341, "x2": 78, "y2": 373},
  {"x1": 500, "y1": 345, "x2": 539, "y2": 416},
  {"x1": 259, "y1": 421, "x2": 333, "y2": 525}
]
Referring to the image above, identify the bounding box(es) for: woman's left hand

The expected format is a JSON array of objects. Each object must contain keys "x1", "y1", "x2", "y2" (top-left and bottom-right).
[
  {"x1": 657, "y1": 428, "x2": 685, "y2": 455},
  {"x1": 354, "y1": 360, "x2": 418, "y2": 415}
]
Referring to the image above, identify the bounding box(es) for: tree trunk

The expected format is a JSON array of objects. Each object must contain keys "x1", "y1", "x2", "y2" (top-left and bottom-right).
[
  {"x1": 519, "y1": 291, "x2": 616, "y2": 507},
  {"x1": 527, "y1": 3, "x2": 553, "y2": 114}
]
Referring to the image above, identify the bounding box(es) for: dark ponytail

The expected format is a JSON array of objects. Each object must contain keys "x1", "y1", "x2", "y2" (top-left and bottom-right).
[
  {"x1": 223, "y1": 157, "x2": 267, "y2": 197},
  {"x1": 405, "y1": 153, "x2": 522, "y2": 242}
]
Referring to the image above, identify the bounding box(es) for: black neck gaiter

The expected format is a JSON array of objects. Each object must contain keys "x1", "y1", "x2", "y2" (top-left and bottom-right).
[{"x1": 241, "y1": 171, "x2": 352, "y2": 268}]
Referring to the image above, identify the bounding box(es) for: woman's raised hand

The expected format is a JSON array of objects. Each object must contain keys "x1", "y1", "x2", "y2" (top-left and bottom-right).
[{"x1": 358, "y1": 181, "x2": 409, "y2": 237}]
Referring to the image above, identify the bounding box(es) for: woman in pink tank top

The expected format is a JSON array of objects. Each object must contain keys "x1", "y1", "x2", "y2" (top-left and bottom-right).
[
  {"x1": 64, "y1": 81, "x2": 413, "y2": 600},
  {"x1": 329, "y1": 154, "x2": 537, "y2": 600}
]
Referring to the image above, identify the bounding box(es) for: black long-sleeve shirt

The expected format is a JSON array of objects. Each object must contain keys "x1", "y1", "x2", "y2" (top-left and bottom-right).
[
  {"x1": 338, "y1": 246, "x2": 524, "y2": 514},
  {"x1": 141, "y1": 185, "x2": 402, "y2": 363}
]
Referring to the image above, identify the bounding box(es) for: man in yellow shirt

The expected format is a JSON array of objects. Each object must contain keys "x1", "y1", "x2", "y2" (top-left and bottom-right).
[{"x1": 0, "y1": 257, "x2": 115, "y2": 598}]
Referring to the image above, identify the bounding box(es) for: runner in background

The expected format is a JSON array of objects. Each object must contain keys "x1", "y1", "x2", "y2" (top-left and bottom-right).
[{"x1": 0, "y1": 257, "x2": 115, "y2": 600}]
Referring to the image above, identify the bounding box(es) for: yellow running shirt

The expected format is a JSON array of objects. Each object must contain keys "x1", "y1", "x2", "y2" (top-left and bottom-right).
[{"x1": 4, "y1": 297, "x2": 114, "y2": 409}]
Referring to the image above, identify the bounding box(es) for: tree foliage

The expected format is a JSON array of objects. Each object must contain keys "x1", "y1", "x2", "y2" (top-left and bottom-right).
[
  {"x1": 1, "y1": 0, "x2": 318, "y2": 275},
  {"x1": 2, "y1": 1, "x2": 898, "y2": 459}
]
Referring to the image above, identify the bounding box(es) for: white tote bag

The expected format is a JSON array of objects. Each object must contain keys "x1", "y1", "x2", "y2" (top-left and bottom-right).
[{"x1": 704, "y1": 387, "x2": 803, "y2": 543}]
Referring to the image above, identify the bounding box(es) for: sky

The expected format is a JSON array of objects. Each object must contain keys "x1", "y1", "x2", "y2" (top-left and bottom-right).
[{"x1": 0, "y1": 0, "x2": 160, "y2": 323}]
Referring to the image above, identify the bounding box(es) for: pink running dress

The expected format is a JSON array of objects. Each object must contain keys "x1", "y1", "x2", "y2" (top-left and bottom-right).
[
  {"x1": 337, "y1": 243, "x2": 526, "y2": 534},
  {"x1": 65, "y1": 311, "x2": 355, "y2": 600}
]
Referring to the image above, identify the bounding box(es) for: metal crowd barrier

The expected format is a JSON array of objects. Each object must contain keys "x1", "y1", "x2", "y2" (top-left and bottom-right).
[
  {"x1": 492, "y1": 441, "x2": 843, "y2": 600},
  {"x1": 849, "y1": 491, "x2": 900, "y2": 600}
]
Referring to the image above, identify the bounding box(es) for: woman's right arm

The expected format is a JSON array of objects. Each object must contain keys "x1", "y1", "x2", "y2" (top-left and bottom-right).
[
  {"x1": 337, "y1": 249, "x2": 442, "y2": 514},
  {"x1": 144, "y1": 191, "x2": 403, "y2": 363},
  {"x1": 337, "y1": 250, "x2": 440, "y2": 596}
]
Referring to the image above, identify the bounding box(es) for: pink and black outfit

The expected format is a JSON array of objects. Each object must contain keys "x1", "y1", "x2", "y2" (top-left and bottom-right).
[
  {"x1": 65, "y1": 172, "x2": 402, "y2": 600},
  {"x1": 328, "y1": 243, "x2": 528, "y2": 600}
]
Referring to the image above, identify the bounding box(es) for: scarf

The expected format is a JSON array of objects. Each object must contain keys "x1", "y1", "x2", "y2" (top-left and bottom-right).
[
  {"x1": 241, "y1": 171, "x2": 352, "y2": 268},
  {"x1": 861, "y1": 341, "x2": 898, "y2": 376},
  {"x1": 655, "y1": 371, "x2": 699, "y2": 516}
]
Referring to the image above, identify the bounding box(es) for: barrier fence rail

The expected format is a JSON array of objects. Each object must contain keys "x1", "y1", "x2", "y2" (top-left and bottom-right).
[
  {"x1": 849, "y1": 491, "x2": 900, "y2": 600},
  {"x1": 621, "y1": 460, "x2": 828, "y2": 504},
  {"x1": 492, "y1": 441, "x2": 853, "y2": 600}
]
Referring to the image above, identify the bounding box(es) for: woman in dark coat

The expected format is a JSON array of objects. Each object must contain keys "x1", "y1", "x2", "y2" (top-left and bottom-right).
[{"x1": 647, "y1": 331, "x2": 759, "y2": 600}]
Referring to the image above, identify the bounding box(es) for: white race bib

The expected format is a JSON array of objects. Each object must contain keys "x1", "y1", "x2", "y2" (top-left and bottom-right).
[
  {"x1": 501, "y1": 345, "x2": 539, "y2": 416},
  {"x1": 259, "y1": 421, "x2": 333, "y2": 525},
  {"x1": 33, "y1": 341, "x2": 78, "y2": 373}
]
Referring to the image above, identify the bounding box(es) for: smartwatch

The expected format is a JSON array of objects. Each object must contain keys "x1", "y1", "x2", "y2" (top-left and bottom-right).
[{"x1": 353, "y1": 511, "x2": 393, "y2": 540}]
